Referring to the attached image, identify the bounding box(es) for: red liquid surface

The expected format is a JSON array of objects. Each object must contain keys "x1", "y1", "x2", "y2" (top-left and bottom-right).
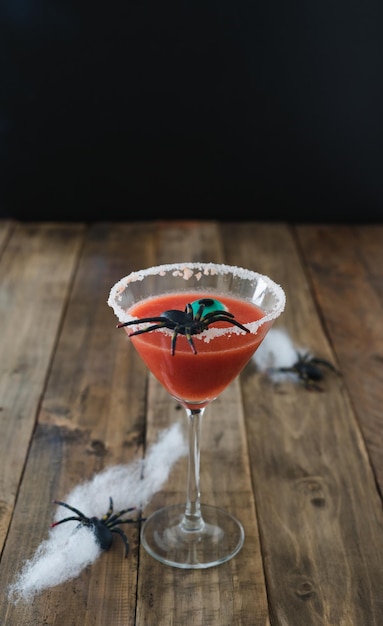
[{"x1": 125, "y1": 293, "x2": 272, "y2": 409}]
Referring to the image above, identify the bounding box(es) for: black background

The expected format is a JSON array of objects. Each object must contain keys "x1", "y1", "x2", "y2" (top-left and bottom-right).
[{"x1": 1, "y1": 1, "x2": 383, "y2": 222}]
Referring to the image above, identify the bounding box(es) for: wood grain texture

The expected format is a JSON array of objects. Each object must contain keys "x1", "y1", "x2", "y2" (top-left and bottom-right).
[
  {"x1": 1, "y1": 221, "x2": 383, "y2": 625},
  {"x1": 221, "y1": 222, "x2": 383, "y2": 625},
  {"x1": 0, "y1": 222, "x2": 85, "y2": 551},
  {"x1": 0, "y1": 220, "x2": 15, "y2": 255},
  {"x1": 296, "y1": 225, "x2": 383, "y2": 490},
  {"x1": 0, "y1": 223, "x2": 157, "y2": 625}
]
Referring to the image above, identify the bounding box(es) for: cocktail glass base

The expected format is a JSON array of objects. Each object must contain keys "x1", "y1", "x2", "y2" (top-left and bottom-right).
[{"x1": 140, "y1": 503, "x2": 244, "y2": 569}]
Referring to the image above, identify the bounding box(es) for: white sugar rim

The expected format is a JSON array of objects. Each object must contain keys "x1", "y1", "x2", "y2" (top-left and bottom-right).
[{"x1": 107, "y1": 262, "x2": 286, "y2": 341}]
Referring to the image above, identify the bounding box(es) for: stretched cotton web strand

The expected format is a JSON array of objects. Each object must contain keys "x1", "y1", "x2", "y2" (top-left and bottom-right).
[
  {"x1": 252, "y1": 327, "x2": 308, "y2": 382},
  {"x1": 9, "y1": 423, "x2": 186, "y2": 603}
]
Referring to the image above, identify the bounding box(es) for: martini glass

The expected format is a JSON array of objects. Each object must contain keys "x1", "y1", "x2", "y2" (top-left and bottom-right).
[{"x1": 108, "y1": 262, "x2": 285, "y2": 569}]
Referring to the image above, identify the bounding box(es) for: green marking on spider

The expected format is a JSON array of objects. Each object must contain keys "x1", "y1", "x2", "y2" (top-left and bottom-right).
[{"x1": 189, "y1": 298, "x2": 228, "y2": 317}]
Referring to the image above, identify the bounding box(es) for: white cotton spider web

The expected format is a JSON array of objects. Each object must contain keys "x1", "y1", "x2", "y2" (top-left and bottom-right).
[
  {"x1": 252, "y1": 327, "x2": 309, "y2": 383},
  {"x1": 8, "y1": 423, "x2": 186, "y2": 603}
]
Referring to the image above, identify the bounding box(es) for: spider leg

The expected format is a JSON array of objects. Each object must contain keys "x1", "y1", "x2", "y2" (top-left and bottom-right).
[
  {"x1": 51, "y1": 515, "x2": 83, "y2": 528},
  {"x1": 117, "y1": 316, "x2": 168, "y2": 329},
  {"x1": 101, "y1": 497, "x2": 114, "y2": 523},
  {"x1": 192, "y1": 303, "x2": 205, "y2": 322},
  {"x1": 107, "y1": 515, "x2": 145, "y2": 528},
  {"x1": 310, "y1": 358, "x2": 338, "y2": 372},
  {"x1": 52, "y1": 500, "x2": 88, "y2": 519},
  {"x1": 111, "y1": 527, "x2": 130, "y2": 558},
  {"x1": 171, "y1": 329, "x2": 179, "y2": 356},
  {"x1": 203, "y1": 310, "x2": 235, "y2": 321},
  {"x1": 184, "y1": 327, "x2": 197, "y2": 355},
  {"x1": 205, "y1": 313, "x2": 250, "y2": 333},
  {"x1": 106, "y1": 507, "x2": 137, "y2": 525},
  {"x1": 169, "y1": 324, "x2": 197, "y2": 355},
  {"x1": 270, "y1": 366, "x2": 296, "y2": 374},
  {"x1": 128, "y1": 322, "x2": 167, "y2": 337},
  {"x1": 169, "y1": 329, "x2": 183, "y2": 355},
  {"x1": 225, "y1": 318, "x2": 250, "y2": 333}
]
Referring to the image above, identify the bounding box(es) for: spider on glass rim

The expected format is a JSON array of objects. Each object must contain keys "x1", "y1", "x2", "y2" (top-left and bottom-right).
[{"x1": 117, "y1": 298, "x2": 250, "y2": 355}]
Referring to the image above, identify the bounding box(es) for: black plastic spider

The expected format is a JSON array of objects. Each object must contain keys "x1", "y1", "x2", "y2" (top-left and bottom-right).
[
  {"x1": 270, "y1": 352, "x2": 338, "y2": 391},
  {"x1": 51, "y1": 497, "x2": 145, "y2": 557},
  {"x1": 117, "y1": 297, "x2": 250, "y2": 355}
]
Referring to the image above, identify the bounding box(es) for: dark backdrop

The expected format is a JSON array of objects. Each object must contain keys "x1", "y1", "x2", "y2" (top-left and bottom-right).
[{"x1": 1, "y1": 1, "x2": 383, "y2": 222}]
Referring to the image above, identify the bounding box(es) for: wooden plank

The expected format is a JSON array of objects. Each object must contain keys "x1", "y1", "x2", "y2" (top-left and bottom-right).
[
  {"x1": 6, "y1": 220, "x2": 381, "y2": 625},
  {"x1": 221, "y1": 222, "x2": 383, "y2": 625},
  {"x1": 0, "y1": 220, "x2": 15, "y2": 255},
  {"x1": 0, "y1": 222, "x2": 85, "y2": 550},
  {"x1": 295, "y1": 225, "x2": 383, "y2": 489},
  {"x1": 136, "y1": 222, "x2": 270, "y2": 626},
  {"x1": 0, "y1": 222, "x2": 158, "y2": 625}
]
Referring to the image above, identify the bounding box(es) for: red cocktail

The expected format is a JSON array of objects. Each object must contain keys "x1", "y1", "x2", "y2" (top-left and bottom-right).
[
  {"x1": 127, "y1": 292, "x2": 272, "y2": 409},
  {"x1": 108, "y1": 263, "x2": 285, "y2": 569}
]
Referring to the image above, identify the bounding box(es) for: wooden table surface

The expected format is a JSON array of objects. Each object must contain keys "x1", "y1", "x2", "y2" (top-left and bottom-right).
[{"x1": 1, "y1": 220, "x2": 383, "y2": 626}]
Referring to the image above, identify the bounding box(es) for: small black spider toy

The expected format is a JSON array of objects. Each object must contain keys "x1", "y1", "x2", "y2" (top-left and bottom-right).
[
  {"x1": 270, "y1": 351, "x2": 338, "y2": 391},
  {"x1": 117, "y1": 297, "x2": 250, "y2": 355},
  {"x1": 51, "y1": 497, "x2": 145, "y2": 558}
]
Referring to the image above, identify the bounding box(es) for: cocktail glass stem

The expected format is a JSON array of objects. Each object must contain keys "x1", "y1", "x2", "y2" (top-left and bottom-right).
[
  {"x1": 180, "y1": 408, "x2": 205, "y2": 532},
  {"x1": 140, "y1": 400, "x2": 245, "y2": 568}
]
